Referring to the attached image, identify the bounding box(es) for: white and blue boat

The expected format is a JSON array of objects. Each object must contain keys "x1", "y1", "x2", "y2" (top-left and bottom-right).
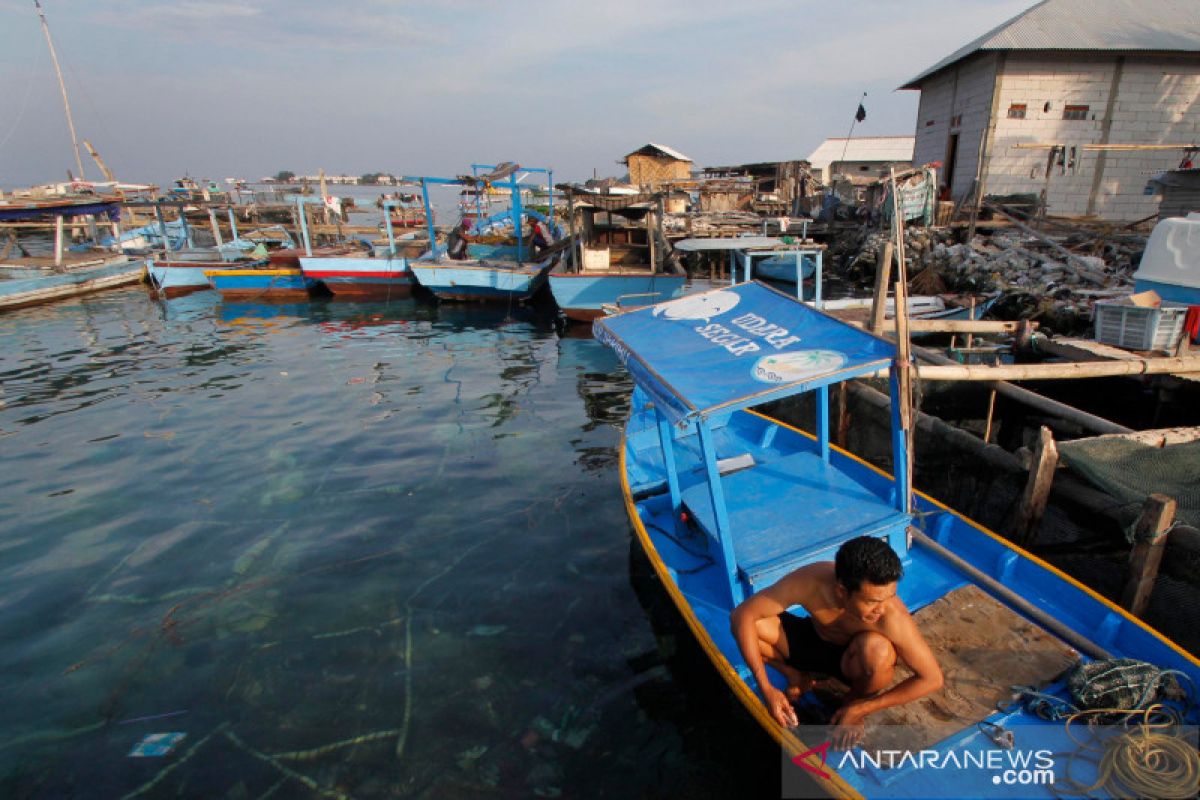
[
  {"x1": 406, "y1": 163, "x2": 563, "y2": 303},
  {"x1": 595, "y1": 281, "x2": 1199, "y2": 799},
  {"x1": 549, "y1": 187, "x2": 686, "y2": 322},
  {"x1": 299, "y1": 198, "x2": 422, "y2": 299}
]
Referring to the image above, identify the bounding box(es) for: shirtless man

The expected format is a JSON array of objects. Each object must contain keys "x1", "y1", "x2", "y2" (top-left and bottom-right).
[{"x1": 730, "y1": 536, "x2": 943, "y2": 748}]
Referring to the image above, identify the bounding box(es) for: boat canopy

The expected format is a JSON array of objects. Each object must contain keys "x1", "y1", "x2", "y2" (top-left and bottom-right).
[
  {"x1": 594, "y1": 281, "x2": 895, "y2": 426},
  {"x1": 0, "y1": 198, "x2": 121, "y2": 223}
]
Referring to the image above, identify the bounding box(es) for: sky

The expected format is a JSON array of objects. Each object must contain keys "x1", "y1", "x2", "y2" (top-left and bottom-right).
[{"x1": 0, "y1": 0, "x2": 1032, "y2": 187}]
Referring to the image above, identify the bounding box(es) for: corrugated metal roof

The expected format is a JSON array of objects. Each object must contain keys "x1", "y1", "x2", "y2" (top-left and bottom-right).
[
  {"x1": 902, "y1": 0, "x2": 1200, "y2": 89},
  {"x1": 623, "y1": 143, "x2": 693, "y2": 163},
  {"x1": 806, "y1": 136, "x2": 915, "y2": 168}
]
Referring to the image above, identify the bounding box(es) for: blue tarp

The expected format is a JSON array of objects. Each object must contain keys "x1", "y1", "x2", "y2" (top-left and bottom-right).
[{"x1": 594, "y1": 281, "x2": 896, "y2": 424}]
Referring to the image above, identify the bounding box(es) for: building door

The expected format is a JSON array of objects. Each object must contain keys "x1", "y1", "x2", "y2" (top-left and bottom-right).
[{"x1": 944, "y1": 133, "x2": 959, "y2": 196}]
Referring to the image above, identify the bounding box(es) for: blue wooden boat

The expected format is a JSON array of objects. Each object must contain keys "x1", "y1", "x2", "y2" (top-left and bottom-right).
[
  {"x1": 204, "y1": 267, "x2": 319, "y2": 300},
  {"x1": 752, "y1": 252, "x2": 817, "y2": 284},
  {"x1": 148, "y1": 256, "x2": 268, "y2": 298},
  {"x1": 405, "y1": 164, "x2": 562, "y2": 303},
  {"x1": 595, "y1": 281, "x2": 1199, "y2": 799},
  {"x1": 0, "y1": 256, "x2": 147, "y2": 311},
  {"x1": 299, "y1": 198, "x2": 421, "y2": 299},
  {"x1": 0, "y1": 194, "x2": 147, "y2": 311},
  {"x1": 549, "y1": 187, "x2": 686, "y2": 321}
]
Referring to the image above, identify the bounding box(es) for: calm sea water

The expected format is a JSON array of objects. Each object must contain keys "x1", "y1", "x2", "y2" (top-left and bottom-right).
[{"x1": 0, "y1": 288, "x2": 777, "y2": 798}]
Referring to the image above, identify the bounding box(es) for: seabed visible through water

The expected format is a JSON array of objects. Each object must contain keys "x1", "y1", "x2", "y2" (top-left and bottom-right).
[{"x1": 0, "y1": 287, "x2": 778, "y2": 798}]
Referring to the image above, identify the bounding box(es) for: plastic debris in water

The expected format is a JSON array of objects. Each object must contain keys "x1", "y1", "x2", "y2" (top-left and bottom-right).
[
  {"x1": 128, "y1": 732, "x2": 187, "y2": 757},
  {"x1": 468, "y1": 624, "x2": 507, "y2": 637}
]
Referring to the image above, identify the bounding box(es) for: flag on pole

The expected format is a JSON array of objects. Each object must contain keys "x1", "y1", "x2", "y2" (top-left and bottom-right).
[{"x1": 855, "y1": 103, "x2": 866, "y2": 123}]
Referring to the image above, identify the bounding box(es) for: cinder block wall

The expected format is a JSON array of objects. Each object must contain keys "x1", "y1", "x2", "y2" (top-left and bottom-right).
[
  {"x1": 913, "y1": 54, "x2": 1000, "y2": 197},
  {"x1": 913, "y1": 52, "x2": 1200, "y2": 221}
]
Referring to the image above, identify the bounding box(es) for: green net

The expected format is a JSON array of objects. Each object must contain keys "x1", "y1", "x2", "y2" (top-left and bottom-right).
[{"x1": 1058, "y1": 438, "x2": 1200, "y2": 537}]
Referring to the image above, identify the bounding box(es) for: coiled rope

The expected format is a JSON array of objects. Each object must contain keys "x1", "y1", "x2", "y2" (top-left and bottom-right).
[{"x1": 1054, "y1": 704, "x2": 1199, "y2": 799}]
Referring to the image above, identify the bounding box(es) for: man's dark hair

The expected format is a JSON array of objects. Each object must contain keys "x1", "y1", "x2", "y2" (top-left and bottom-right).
[{"x1": 835, "y1": 536, "x2": 903, "y2": 593}]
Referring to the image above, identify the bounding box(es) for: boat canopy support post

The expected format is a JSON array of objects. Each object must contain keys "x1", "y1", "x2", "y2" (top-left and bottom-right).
[
  {"x1": 179, "y1": 211, "x2": 193, "y2": 249},
  {"x1": 419, "y1": 180, "x2": 436, "y2": 252},
  {"x1": 817, "y1": 385, "x2": 830, "y2": 463},
  {"x1": 654, "y1": 408, "x2": 684, "y2": 532},
  {"x1": 153, "y1": 202, "x2": 172, "y2": 254},
  {"x1": 53, "y1": 214, "x2": 64, "y2": 267},
  {"x1": 296, "y1": 197, "x2": 313, "y2": 257},
  {"x1": 814, "y1": 250, "x2": 823, "y2": 309},
  {"x1": 511, "y1": 180, "x2": 524, "y2": 262},
  {"x1": 888, "y1": 365, "x2": 912, "y2": 514},
  {"x1": 227, "y1": 208, "x2": 239, "y2": 241},
  {"x1": 208, "y1": 209, "x2": 223, "y2": 246},
  {"x1": 382, "y1": 199, "x2": 398, "y2": 257},
  {"x1": 696, "y1": 418, "x2": 744, "y2": 606}
]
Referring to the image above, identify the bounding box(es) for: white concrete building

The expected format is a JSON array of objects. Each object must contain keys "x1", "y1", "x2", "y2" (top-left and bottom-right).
[
  {"x1": 806, "y1": 136, "x2": 915, "y2": 184},
  {"x1": 901, "y1": 0, "x2": 1200, "y2": 221}
]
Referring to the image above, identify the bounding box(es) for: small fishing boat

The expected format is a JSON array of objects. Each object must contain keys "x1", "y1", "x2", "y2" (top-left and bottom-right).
[
  {"x1": 299, "y1": 198, "x2": 423, "y2": 300},
  {"x1": 549, "y1": 187, "x2": 687, "y2": 322},
  {"x1": 0, "y1": 255, "x2": 147, "y2": 311},
  {"x1": 148, "y1": 256, "x2": 269, "y2": 298},
  {"x1": 204, "y1": 267, "x2": 318, "y2": 300},
  {"x1": 595, "y1": 281, "x2": 1199, "y2": 799},
  {"x1": 407, "y1": 163, "x2": 563, "y2": 303},
  {"x1": 751, "y1": 252, "x2": 817, "y2": 284}
]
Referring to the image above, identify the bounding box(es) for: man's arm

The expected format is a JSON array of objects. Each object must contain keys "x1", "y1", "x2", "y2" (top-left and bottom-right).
[
  {"x1": 729, "y1": 573, "x2": 809, "y2": 727},
  {"x1": 834, "y1": 610, "x2": 943, "y2": 725}
]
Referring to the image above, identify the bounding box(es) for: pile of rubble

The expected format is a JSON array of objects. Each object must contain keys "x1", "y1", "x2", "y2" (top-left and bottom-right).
[{"x1": 836, "y1": 225, "x2": 1148, "y2": 335}]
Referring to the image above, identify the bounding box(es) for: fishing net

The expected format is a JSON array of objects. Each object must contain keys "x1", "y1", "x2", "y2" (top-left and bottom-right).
[
  {"x1": 1066, "y1": 658, "x2": 1184, "y2": 711},
  {"x1": 1057, "y1": 438, "x2": 1200, "y2": 535}
]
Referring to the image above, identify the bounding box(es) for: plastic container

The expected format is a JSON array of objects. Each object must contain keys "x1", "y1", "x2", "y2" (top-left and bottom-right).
[{"x1": 1093, "y1": 299, "x2": 1187, "y2": 351}]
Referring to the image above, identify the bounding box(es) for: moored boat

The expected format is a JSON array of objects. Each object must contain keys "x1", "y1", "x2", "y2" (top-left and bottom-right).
[
  {"x1": 549, "y1": 187, "x2": 686, "y2": 322},
  {"x1": 595, "y1": 281, "x2": 1200, "y2": 799},
  {"x1": 204, "y1": 267, "x2": 318, "y2": 300},
  {"x1": 299, "y1": 198, "x2": 423, "y2": 300},
  {"x1": 148, "y1": 257, "x2": 268, "y2": 298},
  {"x1": 406, "y1": 163, "x2": 562, "y2": 303}
]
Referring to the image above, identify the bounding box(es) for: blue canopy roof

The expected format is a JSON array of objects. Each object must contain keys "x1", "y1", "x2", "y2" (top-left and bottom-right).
[{"x1": 594, "y1": 281, "x2": 896, "y2": 424}]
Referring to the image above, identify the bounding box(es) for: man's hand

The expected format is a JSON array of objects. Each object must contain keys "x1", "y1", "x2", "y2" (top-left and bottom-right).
[
  {"x1": 763, "y1": 684, "x2": 799, "y2": 728},
  {"x1": 830, "y1": 701, "x2": 867, "y2": 750}
]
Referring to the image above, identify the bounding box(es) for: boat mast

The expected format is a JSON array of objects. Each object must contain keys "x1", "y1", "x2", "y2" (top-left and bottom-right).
[{"x1": 35, "y1": 0, "x2": 86, "y2": 181}]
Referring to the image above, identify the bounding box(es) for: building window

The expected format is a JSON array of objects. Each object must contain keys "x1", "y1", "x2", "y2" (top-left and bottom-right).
[
  {"x1": 1007, "y1": 103, "x2": 1027, "y2": 119},
  {"x1": 1063, "y1": 104, "x2": 1089, "y2": 120}
]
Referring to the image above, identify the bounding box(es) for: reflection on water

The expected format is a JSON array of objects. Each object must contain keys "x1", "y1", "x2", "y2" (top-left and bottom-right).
[{"x1": 0, "y1": 287, "x2": 771, "y2": 798}]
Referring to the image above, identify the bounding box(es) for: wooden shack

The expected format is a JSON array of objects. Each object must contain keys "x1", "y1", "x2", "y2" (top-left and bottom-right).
[{"x1": 622, "y1": 143, "x2": 693, "y2": 190}]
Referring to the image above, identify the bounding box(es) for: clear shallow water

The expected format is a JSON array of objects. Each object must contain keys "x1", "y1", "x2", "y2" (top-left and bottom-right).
[{"x1": 0, "y1": 288, "x2": 776, "y2": 798}]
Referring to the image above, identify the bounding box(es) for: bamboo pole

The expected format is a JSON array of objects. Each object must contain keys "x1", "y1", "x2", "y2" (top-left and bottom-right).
[
  {"x1": 870, "y1": 319, "x2": 1036, "y2": 334},
  {"x1": 909, "y1": 342, "x2": 1131, "y2": 435},
  {"x1": 889, "y1": 167, "x2": 914, "y2": 510},
  {"x1": 886, "y1": 357, "x2": 1200, "y2": 381}
]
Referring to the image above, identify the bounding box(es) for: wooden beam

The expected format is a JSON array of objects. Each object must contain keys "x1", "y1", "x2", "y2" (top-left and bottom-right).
[
  {"x1": 1120, "y1": 494, "x2": 1177, "y2": 618},
  {"x1": 1013, "y1": 426, "x2": 1058, "y2": 547},
  {"x1": 869, "y1": 241, "x2": 893, "y2": 335}
]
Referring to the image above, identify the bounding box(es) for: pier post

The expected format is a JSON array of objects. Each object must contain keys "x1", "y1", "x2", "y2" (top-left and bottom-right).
[
  {"x1": 1013, "y1": 426, "x2": 1058, "y2": 547},
  {"x1": 870, "y1": 241, "x2": 893, "y2": 334},
  {"x1": 1120, "y1": 494, "x2": 1177, "y2": 618}
]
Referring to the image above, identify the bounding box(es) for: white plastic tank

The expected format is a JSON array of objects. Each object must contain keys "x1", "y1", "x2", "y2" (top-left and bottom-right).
[{"x1": 1133, "y1": 212, "x2": 1200, "y2": 304}]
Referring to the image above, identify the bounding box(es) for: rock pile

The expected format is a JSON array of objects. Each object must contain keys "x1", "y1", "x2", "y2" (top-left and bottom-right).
[{"x1": 836, "y1": 225, "x2": 1149, "y2": 335}]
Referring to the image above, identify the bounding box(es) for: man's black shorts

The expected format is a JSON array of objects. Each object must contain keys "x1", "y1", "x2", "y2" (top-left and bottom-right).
[{"x1": 778, "y1": 612, "x2": 848, "y2": 682}]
